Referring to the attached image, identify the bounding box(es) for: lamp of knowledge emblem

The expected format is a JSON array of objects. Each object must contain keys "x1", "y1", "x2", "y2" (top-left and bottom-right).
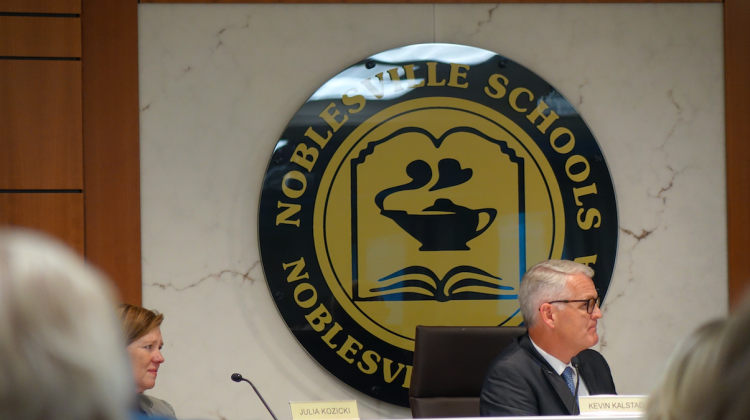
[{"x1": 258, "y1": 43, "x2": 618, "y2": 407}]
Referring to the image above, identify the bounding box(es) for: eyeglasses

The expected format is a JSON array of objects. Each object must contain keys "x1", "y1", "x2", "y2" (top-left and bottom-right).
[{"x1": 547, "y1": 297, "x2": 601, "y2": 314}]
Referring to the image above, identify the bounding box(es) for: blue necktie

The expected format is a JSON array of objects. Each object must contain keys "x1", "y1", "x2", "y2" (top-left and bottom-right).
[{"x1": 561, "y1": 366, "x2": 576, "y2": 395}]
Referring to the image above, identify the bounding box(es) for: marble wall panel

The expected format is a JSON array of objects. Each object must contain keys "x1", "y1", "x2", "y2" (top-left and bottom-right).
[
  {"x1": 139, "y1": 5, "x2": 433, "y2": 420},
  {"x1": 139, "y1": 3, "x2": 725, "y2": 419},
  {"x1": 433, "y1": 2, "x2": 726, "y2": 396}
]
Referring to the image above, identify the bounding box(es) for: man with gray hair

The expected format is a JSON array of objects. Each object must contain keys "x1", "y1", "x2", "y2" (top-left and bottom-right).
[{"x1": 480, "y1": 259, "x2": 616, "y2": 416}]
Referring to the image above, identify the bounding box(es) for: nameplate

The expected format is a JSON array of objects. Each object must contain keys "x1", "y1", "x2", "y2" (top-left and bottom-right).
[
  {"x1": 289, "y1": 400, "x2": 359, "y2": 420},
  {"x1": 579, "y1": 395, "x2": 647, "y2": 414}
]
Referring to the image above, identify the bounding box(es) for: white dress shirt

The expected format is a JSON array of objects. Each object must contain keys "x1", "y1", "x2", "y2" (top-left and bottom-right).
[{"x1": 530, "y1": 338, "x2": 590, "y2": 396}]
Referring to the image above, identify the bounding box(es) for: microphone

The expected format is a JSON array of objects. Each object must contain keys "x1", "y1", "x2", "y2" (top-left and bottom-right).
[
  {"x1": 231, "y1": 373, "x2": 279, "y2": 420},
  {"x1": 571, "y1": 357, "x2": 581, "y2": 415}
]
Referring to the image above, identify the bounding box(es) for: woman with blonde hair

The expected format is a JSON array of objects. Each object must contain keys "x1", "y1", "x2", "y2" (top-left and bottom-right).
[
  {"x1": 0, "y1": 229, "x2": 133, "y2": 420},
  {"x1": 118, "y1": 304, "x2": 176, "y2": 418}
]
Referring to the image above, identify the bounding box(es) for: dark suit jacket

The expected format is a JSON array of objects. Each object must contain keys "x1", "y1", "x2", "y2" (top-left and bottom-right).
[{"x1": 479, "y1": 333, "x2": 616, "y2": 416}]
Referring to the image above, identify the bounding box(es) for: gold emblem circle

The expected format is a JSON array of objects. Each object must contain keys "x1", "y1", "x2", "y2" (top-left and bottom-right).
[{"x1": 314, "y1": 97, "x2": 565, "y2": 351}]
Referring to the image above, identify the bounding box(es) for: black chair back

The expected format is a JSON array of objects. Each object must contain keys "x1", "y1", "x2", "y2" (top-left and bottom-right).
[{"x1": 409, "y1": 325, "x2": 526, "y2": 418}]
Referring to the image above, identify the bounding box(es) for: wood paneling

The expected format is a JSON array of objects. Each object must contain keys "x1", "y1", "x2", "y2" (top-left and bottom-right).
[
  {"x1": 725, "y1": 0, "x2": 750, "y2": 311},
  {"x1": 0, "y1": 193, "x2": 84, "y2": 255},
  {"x1": 0, "y1": 60, "x2": 82, "y2": 190},
  {"x1": 82, "y1": 0, "x2": 142, "y2": 305},
  {"x1": 0, "y1": 16, "x2": 81, "y2": 58},
  {"x1": 0, "y1": 0, "x2": 80, "y2": 14}
]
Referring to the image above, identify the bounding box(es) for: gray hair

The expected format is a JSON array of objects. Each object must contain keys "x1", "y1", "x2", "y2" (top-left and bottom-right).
[
  {"x1": 645, "y1": 319, "x2": 726, "y2": 420},
  {"x1": 646, "y1": 295, "x2": 750, "y2": 420},
  {"x1": 701, "y1": 296, "x2": 750, "y2": 420},
  {"x1": 518, "y1": 259, "x2": 595, "y2": 327},
  {"x1": 0, "y1": 229, "x2": 133, "y2": 420}
]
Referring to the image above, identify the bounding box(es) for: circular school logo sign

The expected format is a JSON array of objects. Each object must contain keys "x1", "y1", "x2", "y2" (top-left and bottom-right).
[{"x1": 258, "y1": 44, "x2": 618, "y2": 407}]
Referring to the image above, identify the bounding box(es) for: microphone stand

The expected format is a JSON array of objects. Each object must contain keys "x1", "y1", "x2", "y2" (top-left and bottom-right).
[
  {"x1": 231, "y1": 373, "x2": 279, "y2": 420},
  {"x1": 571, "y1": 357, "x2": 581, "y2": 415}
]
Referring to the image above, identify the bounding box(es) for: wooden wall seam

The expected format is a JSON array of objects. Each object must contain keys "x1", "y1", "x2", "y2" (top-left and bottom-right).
[
  {"x1": 0, "y1": 193, "x2": 85, "y2": 254},
  {"x1": 0, "y1": 15, "x2": 81, "y2": 57},
  {"x1": 724, "y1": 0, "x2": 750, "y2": 310},
  {"x1": 0, "y1": 0, "x2": 81, "y2": 14},
  {"x1": 81, "y1": 0, "x2": 142, "y2": 305}
]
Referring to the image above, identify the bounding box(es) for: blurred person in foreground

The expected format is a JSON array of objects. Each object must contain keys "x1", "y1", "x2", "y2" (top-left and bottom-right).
[
  {"x1": 0, "y1": 229, "x2": 133, "y2": 420},
  {"x1": 708, "y1": 296, "x2": 750, "y2": 420},
  {"x1": 480, "y1": 259, "x2": 616, "y2": 416},
  {"x1": 647, "y1": 294, "x2": 750, "y2": 420},
  {"x1": 646, "y1": 319, "x2": 726, "y2": 420},
  {"x1": 118, "y1": 304, "x2": 176, "y2": 418}
]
